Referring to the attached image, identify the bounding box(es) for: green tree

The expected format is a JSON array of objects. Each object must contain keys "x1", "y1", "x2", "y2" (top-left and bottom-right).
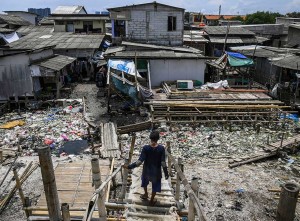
[
  {"x1": 245, "y1": 11, "x2": 283, "y2": 24},
  {"x1": 286, "y1": 12, "x2": 300, "y2": 18},
  {"x1": 229, "y1": 16, "x2": 245, "y2": 24}
]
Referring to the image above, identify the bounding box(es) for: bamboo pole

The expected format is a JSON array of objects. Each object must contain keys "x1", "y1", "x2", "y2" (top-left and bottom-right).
[
  {"x1": 166, "y1": 141, "x2": 172, "y2": 176},
  {"x1": 120, "y1": 159, "x2": 129, "y2": 200},
  {"x1": 188, "y1": 177, "x2": 199, "y2": 221},
  {"x1": 91, "y1": 158, "x2": 107, "y2": 221},
  {"x1": 128, "y1": 134, "x2": 136, "y2": 163},
  {"x1": 38, "y1": 146, "x2": 61, "y2": 221},
  {"x1": 175, "y1": 158, "x2": 182, "y2": 201},
  {"x1": 166, "y1": 148, "x2": 207, "y2": 221},
  {"x1": 0, "y1": 150, "x2": 3, "y2": 163},
  {"x1": 13, "y1": 168, "x2": 29, "y2": 217},
  {"x1": 0, "y1": 155, "x2": 18, "y2": 187},
  {"x1": 106, "y1": 158, "x2": 115, "y2": 201},
  {"x1": 61, "y1": 203, "x2": 71, "y2": 221}
]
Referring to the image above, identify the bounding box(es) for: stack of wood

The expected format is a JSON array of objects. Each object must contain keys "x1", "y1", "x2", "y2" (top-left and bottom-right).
[{"x1": 117, "y1": 121, "x2": 152, "y2": 134}]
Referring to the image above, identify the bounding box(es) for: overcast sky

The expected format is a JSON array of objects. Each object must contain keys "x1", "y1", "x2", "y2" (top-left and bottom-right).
[{"x1": 1, "y1": 0, "x2": 300, "y2": 15}]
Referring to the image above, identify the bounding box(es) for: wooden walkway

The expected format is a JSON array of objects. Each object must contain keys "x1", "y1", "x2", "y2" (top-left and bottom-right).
[
  {"x1": 125, "y1": 166, "x2": 178, "y2": 221},
  {"x1": 31, "y1": 161, "x2": 111, "y2": 218},
  {"x1": 100, "y1": 123, "x2": 120, "y2": 158},
  {"x1": 266, "y1": 133, "x2": 300, "y2": 150}
]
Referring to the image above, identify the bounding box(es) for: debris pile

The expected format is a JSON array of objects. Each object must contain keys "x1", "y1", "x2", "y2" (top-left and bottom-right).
[
  {"x1": 120, "y1": 122, "x2": 299, "y2": 162},
  {"x1": 0, "y1": 101, "x2": 88, "y2": 157}
]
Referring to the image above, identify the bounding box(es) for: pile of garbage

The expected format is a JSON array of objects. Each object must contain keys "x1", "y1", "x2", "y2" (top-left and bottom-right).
[
  {"x1": 120, "y1": 123, "x2": 298, "y2": 162},
  {"x1": 0, "y1": 101, "x2": 88, "y2": 156}
]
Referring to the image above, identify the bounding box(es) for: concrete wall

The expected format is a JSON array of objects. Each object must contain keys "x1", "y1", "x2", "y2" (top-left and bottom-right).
[
  {"x1": 127, "y1": 10, "x2": 183, "y2": 46},
  {"x1": 74, "y1": 21, "x2": 83, "y2": 29},
  {"x1": 54, "y1": 24, "x2": 66, "y2": 32},
  {"x1": 288, "y1": 26, "x2": 300, "y2": 45},
  {"x1": 54, "y1": 20, "x2": 105, "y2": 33},
  {"x1": 93, "y1": 20, "x2": 105, "y2": 31},
  {"x1": 149, "y1": 59, "x2": 206, "y2": 86},
  {"x1": 117, "y1": 5, "x2": 184, "y2": 46}
]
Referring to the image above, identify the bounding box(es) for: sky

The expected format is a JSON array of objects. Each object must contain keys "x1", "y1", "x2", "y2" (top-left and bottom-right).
[{"x1": 0, "y1": 0, "x2": 300, "y2": 15}]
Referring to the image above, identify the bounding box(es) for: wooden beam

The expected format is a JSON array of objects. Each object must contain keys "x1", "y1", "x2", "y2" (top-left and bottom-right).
[
  {"x1": 37, "y1": 146, "x2": 61, "y2": 221},
  {"x1": 91, "y1": 158, "x2": 106, "y2": 221},
  {"x1": 61, "y1": 203, "x2": 71, "y2": 221},
  {"x1": 13, "y1": 168, "x2": 29, "y2": 217}
]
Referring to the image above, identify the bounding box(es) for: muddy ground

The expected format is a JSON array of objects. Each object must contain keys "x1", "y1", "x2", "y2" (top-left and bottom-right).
[{"x1": 1, "y1": 83, "x2": 300, "y2": 221}]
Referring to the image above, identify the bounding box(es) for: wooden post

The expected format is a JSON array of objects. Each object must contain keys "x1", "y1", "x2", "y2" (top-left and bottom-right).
[
  {"x1": 128, "y1": 134, "x2": 136, "y2": 163},
  {"x1": 13, "y1": 168, "x2": 29, "y2": 218},
  {"x1": 175, "y1": 158, "x2": 183, "y2": 201},
  {"x1": 188, "y1": 177, "x2": 199, "y2": 221},
  {"x1": 0, "y1": 150, "x2": 3, "y2": 163},
  {"x1": 87, "y1": 126, "x2": 95, "y2": 151},
  {"x1": 91, "y1": 158, "x2": 107, "y2": 221},
  {"x1": 25, "y1": 197, "x2": 32, "y2": 216},
  {"x1": 121, "y1": 158, "x2": 129, "y2": 200},
  {"x1": 37, "y1": 146, "x2": 61, "y2": 221},
  {"x1": 276, "y1": 182, "x2": 299, "y2": 221},
  {"x1": 166, "y1": 141, "x2": 172, "y2": 176},
  {"x1": 61, "y1": 203, "x2": 71, "y2": 221}
]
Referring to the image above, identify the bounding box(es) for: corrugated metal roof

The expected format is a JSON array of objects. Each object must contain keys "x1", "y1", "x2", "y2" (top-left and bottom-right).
[
  {"x1": 107, "y1": 2, "x2": 184, "y2": 11},
  {"x1": 16, "y1": 25, "x2": 54, "y2": 35},
  {"x1": 209, "y1": 37, "x2": 243, "y2": 44},
  {"x1": 6, "y1": 32, "x2": 104, "y2": 50},
  {"x1": 50, "y1": 15, "x2": 109, "y2": 21},
  {"x1": 122, "y1": 41, "x2": 202, "y2": 53},
  {"x1": 230, "y1": 46, "x2": 300, "y2": 58},
  {"x1": 0, "y1": 27, "x2": 14, "y2": 33},
  {"x1": 106, "y1": 50, "x2": 205, "y2": 59},
  {"x1": 52, "y1": 6, "x2": 87, "y2": 14},
  {"x1": 0, "y1": 14, "x2": 31, "y2": 26},
  {"x1": 32, "y1": 54, "x2": 76, "y2": 71},
  {"x1": 39, "y1": 17, "x2": 55, "y2": 25},
  {"x1": 204, "y1": 26, "x2": 255, "y2": 36},
  {"x1": 272, "y1": 54, "x2": 300, "y2": 70}
]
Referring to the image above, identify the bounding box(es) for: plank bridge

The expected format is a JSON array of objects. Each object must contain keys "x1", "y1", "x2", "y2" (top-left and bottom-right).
[{"x1": 27, "y1": 138, "x2": 207, "y2": 221}]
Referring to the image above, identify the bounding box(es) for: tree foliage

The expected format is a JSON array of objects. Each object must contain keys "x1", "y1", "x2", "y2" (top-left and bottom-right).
[
  {"x1": 229, "y1": 16, "x2": 245, "y2": 23},
  {"x1": 245, "y1": 11, "x2": 283, "y2": 24},
  {"x1": 286, "y1": 12, "x2": 300, "y2": 18}
]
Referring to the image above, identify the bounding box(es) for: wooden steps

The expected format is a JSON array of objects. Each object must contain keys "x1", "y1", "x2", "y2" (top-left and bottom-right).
[{"x1": 126, "y1": 166, "x2": 178, "y2": 221}]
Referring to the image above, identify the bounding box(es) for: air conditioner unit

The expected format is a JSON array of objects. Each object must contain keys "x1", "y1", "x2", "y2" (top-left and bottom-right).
[{"x1": 177, "y1": 80, "x2": 193, "y2": 90}]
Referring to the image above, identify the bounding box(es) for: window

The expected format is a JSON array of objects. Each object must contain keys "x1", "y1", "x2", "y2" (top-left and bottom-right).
[{"x1": 168, "y1": 16, "x2": 177, "y2": 31}]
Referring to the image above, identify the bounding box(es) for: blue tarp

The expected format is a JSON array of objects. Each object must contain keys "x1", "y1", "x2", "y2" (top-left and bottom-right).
[{"x1": 226, "y1": 51, "x2": 248, "y2": 59}]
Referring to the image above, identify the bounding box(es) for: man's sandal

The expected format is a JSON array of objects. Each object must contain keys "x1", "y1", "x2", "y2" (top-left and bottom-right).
[{"x1": 140, "y1": 194, "x2": 148, "y2": 200}]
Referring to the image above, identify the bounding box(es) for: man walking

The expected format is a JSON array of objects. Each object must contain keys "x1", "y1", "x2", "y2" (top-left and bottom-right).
[{"x1": 124, "y1": 131, "x2": 169, "y2": 205}]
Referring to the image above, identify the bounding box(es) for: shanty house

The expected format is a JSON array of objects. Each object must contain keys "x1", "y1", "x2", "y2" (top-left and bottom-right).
[
  {"x1": 2, "y1": 32, "x2": 105, "y2": 58},
  {"x1": 4, "y1": 11, "x2": 38, "y2": 25},
  {"x1": 230, "y1": 45, "x2": 300, "y2": 106},
  {"x1": 107, "y1": 2, "x2": 185, "y2": 46},
  {"x1": 105, "y1": 41, "x2": 207, "y2": 87},
  {"x1": 50, "y1": 14, "x2": 109, "y2": 34},
  {"x1": 0, "y1": 46, "x2": 76, "y2": 101},
  {"x1": 203, "y1": 15, "x2": 221, "y2": 26},
  {"x1": 204, "y1": 26, "x2": 257, "y2": 56}
]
